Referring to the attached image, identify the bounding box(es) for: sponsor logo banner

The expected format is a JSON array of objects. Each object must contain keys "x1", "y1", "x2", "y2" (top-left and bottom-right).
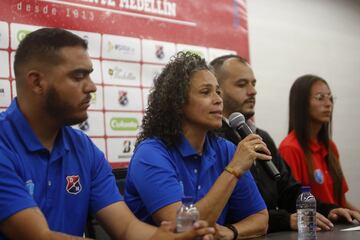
[
  {"x1": 105, "y1": 112, "x2": 142, "y2": 136},
  {"x1": 102, "y1": 34, "x2": 141, "y2": 61},
  {"x1": 102, "y1": 60, "x2": 141, "y2": 85},
  {"x1": 104, "y1": 86, "x2": 142, "y2": 111},
  {"x1": 142, "y1": 39, "x2": 175, "y2": 64},
  {"x1": 107, "y1": 138, "x2": 136, "y2": 163},
  {"x1": 0, "y1": 0, "x2": 249, "y2": 166}
]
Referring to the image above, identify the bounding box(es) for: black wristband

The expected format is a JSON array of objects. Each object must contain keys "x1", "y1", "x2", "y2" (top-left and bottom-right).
[{"x1": 225, "y1": 224, "x2": 238, "y2": 240}]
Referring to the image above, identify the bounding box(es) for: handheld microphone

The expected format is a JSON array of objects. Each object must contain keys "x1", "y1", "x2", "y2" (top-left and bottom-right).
[{"x1": 228, "y1": 112, "x2": 281, "y2": 181}]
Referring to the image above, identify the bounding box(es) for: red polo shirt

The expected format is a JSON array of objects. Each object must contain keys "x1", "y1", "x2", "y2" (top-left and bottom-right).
[{"x1": 279, "y1": 131, "x2": 348, "y2": 207}]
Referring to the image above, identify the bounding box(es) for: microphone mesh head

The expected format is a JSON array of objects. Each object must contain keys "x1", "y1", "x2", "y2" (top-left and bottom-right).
[{"x1": 229, "y1": 112, "x2": 246, "y2": 129}]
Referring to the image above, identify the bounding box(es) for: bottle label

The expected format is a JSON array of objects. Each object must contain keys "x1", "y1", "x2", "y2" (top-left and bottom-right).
[{"x1": 297, "y1": 209, "x2": 317, "y2": 239}]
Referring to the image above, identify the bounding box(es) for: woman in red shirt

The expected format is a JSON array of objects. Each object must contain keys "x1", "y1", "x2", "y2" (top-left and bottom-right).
[{"x1": 279, "y1": 74, "x2": 359, "y2": 213}]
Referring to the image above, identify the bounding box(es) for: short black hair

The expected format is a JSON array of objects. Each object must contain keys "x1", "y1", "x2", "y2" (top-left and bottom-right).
[
  {"x1": 14, "y1": 28, "x2": 88, "y2": 80},
  {"x1": 209, "y1": 54, "x2": 248, "y2": 83}
]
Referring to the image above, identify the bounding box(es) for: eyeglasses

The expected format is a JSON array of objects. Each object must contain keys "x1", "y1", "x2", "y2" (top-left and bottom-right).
[{"x1": 312, "y1": 93, "x2": 336, "y2": 102}]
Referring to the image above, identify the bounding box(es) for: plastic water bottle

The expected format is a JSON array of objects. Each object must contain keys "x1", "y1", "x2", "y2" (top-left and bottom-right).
[
  {"x1": 176, "y1": 196, "x2": 200, "y2": 233},
  {"x1": 296, "y1": 186, "x2": 317, "y2": 240}
]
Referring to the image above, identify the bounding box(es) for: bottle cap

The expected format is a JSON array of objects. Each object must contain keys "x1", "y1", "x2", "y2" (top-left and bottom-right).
[{"x1": 301, "y1": 186, "x2": 311, "y2": 193}]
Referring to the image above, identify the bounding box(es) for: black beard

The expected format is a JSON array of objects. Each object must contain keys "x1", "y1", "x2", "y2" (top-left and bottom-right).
[
  {"x1": 243, "y1": 111, "x2": 255, "y2": 120},
  {"x1": 44, "y1": 86, "x2": 87, "y2": 126}
]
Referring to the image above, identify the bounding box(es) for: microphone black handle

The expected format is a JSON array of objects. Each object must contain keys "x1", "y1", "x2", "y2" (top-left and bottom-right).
[
  {"x1": 260, "y1": 160, "x2": 281, "y2": 181},
  {"x1": 235, "y1": 122, "x2": 281, "y2": 181},
  {"x1": 236, "y1": 123, "x2": 253, "y2": 136}
]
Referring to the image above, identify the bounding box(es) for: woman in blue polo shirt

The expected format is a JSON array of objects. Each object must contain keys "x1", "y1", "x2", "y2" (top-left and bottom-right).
[{"x1": 125, "y1": 51, "x2": 272, "y2": 239}]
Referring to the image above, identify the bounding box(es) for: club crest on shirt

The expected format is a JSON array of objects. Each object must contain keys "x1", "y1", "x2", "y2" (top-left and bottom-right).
[
  {"x1": 66, "y1": 175, "x2": 82, "y2": 195},
  {"x1": 314, "y1": 169, "x2": 324, "y2": 184}
]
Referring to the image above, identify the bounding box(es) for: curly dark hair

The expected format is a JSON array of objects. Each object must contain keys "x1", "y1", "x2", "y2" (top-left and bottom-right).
[{"x1": 136, "y1": 51, "x2": 211, "y2": 147}]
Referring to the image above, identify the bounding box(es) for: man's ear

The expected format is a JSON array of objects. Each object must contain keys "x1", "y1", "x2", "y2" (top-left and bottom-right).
[{"x1": 27, "y1": 70, "x2": 47, "y2": 95}]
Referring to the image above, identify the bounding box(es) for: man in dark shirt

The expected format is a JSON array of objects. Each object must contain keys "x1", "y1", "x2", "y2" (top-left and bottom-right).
[{"x1": 210, "y1": 54, "x2": 360, "y2": 232}]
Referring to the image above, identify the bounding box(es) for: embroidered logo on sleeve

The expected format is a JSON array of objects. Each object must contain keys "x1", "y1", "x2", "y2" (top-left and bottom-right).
[
  {"x1": 66, "y1": 175, "x2": 82, "y2": 195},
  {"x1": 26, "y1": 179, "x2": 35, "y2": 197},
  {"x1": 179, "y1": 180, "x2": 184, "y2": 196},
  {"x1": 314, "y1": 169, "x2": 324, "y2": 184}
]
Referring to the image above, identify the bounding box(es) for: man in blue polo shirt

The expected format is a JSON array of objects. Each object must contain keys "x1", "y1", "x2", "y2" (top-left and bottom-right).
[{"x1": 0, "y1": 28, "x2": 214, "y2": 240}]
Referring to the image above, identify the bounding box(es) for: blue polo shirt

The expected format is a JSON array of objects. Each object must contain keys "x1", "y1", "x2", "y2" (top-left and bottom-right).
[
  {"x1": 0, "y1": 99, "x2": 122, "y2": 238},
  {"x1": 125, "y1": 135, "x2": 266, "y2": 225}
]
